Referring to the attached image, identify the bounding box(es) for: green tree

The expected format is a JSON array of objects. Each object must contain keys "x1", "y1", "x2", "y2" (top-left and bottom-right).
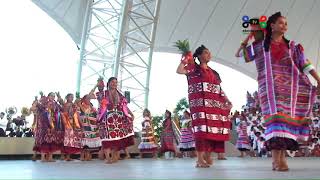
[
  {"x1": 151, "y1": 115, "x2": 164, "y2": 144},
  {"x1": 173, "y1": 97, "x2": 189, "y2": 121},
  {"x1": 169, "y1": 97, "x2": 188, "y2": 131},
  {"x1": 151, "y1": 97, "x2": 189, "y2": 145}
]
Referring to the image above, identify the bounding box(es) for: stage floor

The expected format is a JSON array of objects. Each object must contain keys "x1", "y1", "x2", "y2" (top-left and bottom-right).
[{"x1": 0, "y1": 157, "x2": 319, "y2": 179}]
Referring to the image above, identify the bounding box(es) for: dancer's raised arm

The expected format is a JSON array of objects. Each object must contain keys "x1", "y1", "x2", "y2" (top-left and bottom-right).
[
  {"x1": 176, "y1": 61, "x2": 188, "y2": 74},
  {"x1": 235, "y1": 33, "x2": 252, "y2": 57}
]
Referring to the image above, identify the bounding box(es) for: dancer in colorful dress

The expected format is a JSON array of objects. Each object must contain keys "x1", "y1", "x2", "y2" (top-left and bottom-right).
[
  {"x1": 77, "y1": 94, "x2": 101, "y2": 161},
  {"x1": 89, "y1": 78, "x2": 106, "y2": 160},
  {"x1": 236, "y1": 114, "x2": 251, "y2": 157},
  {"x1": 160, "y1": 110, "x2": 177, "y2": 159},
  {"x1": 177, "y1": 45, "x2": 233, "y2": 168},
  {"x1": 237, "y1": 12, "x2": 320, "y2": 171},
  {"x1": 90, "y1": 77, "x2": 106, "y2": 106},
  {"x1": 33, "y1": 92, "x2": 63, "y2": 162},
  {"x1": 178, "y1": 110, "x2": 196, "y2": 157},
  {"x1": 100, "y1": 77, "x2": 135, "y2": 164},
  {"x1": 50, "y1": 92, "x2": 65, "y2": 160},
  {"x1": 60, "y1": 93, "x2": 82, "y2": 161},
  {"x1": 138, "y1": 108, "x2": 158, "y2": 158},
  {"x1": 30, "y1": 96, "x2": 39, "y2": 161}
]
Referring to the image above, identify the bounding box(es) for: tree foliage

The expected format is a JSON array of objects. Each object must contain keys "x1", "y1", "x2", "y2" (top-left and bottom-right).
[
  {"x1": 173, "y1": 97, "x2": 189, "y2": 117},
  {"x1": 151, "y1": 115, "x2": 164, "y2": 144}
]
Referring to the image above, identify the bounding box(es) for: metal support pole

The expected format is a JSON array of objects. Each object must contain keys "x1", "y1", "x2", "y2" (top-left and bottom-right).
[
  {"x1": 113, "y1": 0, "x2": 131, "y2": 78},
  {"x1": 76, "y1": 0, "x2": 93, "y2": 93},
  {"x1": 144, "y1": 0, "x2": 161, "y2": 108}
]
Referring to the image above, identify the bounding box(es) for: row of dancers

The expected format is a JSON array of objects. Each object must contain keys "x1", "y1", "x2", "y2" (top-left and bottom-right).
[
  {"x1": 31, "y1": 77, "x2": 135, "y2": 163},
  {"x1": 29, "y1": 77, "x2": 198, "y2": 163},
  {"x1": 21, "y1": 11, "x2": 320, "y2": 171}
]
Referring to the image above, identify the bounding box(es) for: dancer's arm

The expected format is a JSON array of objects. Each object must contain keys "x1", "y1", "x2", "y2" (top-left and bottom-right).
[
  {"x1": 56, "y1": 92, "x2": 64, "y2": 106},
  {"x1": 309, "y1": 69, "x2": 320, "y2": 82},
  {"x1": 296, "y1": 44, "x2": 320, "y2": 92},
  {"x1": 235, "y1": 46, "x2": 243, "y2": 58},
  {"x1": 88, "y1": 85, "x2": 97, "y2": 99},
  {"x1": 235, "y1": 33, "x2": 252, "y2": 58},
  {"x1": 309, "y1": 69, "x2": 320, "y2": 93},
  {"x1": 89, "y1": 84, "x2": 98, "y2": 97},
  {"x1": 176, "y1": 61, "x2": 188, "y2": 74}
]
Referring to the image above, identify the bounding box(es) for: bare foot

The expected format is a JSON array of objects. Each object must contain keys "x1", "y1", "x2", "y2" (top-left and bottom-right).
[
  {"x1": 277, "y1": 167, "x2": 289, "y2": 172},
  {"x1": 195, "y1": 161, "x2": 210, "y2": 168},
  {"x1": 277, "y1": 162, "x2": 289, "y2": 171},
  {"x1": 32, "y1": 155, "x2": 37, "y2": 161},
  {"x1": 105, "y1": 159, "x2": 113, "y2": 164},
  {"x1": 65, "y1": 158, "x2": 73, "y2": 161},
  {"x1": 124, "y1": 155, "x2": 130, "y2": 159},
  {"x1": 204, "y1": 157, "x2": 213, "y2": 165},
  {"x1": 272, "y1": 162, "x2": 279, "y2": 171}
]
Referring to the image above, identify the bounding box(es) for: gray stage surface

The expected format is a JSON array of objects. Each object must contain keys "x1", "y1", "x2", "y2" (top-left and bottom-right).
[{"x1": 0, "y1": 157, "x2": 319, "y2": 179}]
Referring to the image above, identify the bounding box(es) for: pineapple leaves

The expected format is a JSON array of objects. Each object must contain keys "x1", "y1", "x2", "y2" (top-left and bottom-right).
[{"x1": 174, "y1": 39, "x2": 190, "y2": 54}]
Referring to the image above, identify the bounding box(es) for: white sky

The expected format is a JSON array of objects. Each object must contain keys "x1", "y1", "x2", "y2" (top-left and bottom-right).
[{"x1": 0, "y1": 1, "x2": 257, "y2": 127}]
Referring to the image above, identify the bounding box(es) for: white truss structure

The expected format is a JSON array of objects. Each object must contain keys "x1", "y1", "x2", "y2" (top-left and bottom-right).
[{"x1": 77, "y1": 0, "x2": 161, "y2": 119}]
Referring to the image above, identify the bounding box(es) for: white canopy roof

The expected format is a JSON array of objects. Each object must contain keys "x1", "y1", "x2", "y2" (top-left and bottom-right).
[{"x1": 32, "y1": 0, "x2": 320, "y2": 79}]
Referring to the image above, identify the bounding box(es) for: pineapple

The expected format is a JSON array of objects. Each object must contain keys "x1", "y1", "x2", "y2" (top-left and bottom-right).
[
  {"x1": 97, "y1": 76, "x2": 105, "y2": 88},
  {"x1": 75, "y1": 92, "x2": 80, "y2": 99},
  {"x1": 174, "y1": 39, "x2": 193, "y2": 64},
  {"x1": 21, "y1": 107, "x2": 31, "y2": 116},
  {"x1": 97, "y1": 76, "x2": 104, "y2": 82},
  {"x1": 74, "y1": 92, "x2": 81, "y2": 107}
]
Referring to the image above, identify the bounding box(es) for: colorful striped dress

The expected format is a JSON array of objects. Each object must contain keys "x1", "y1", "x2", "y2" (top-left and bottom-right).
[
  {"x1": 95, "y1": 90, "x2": 107, "y2": 145},
  {"x1": 178, "y1": 118, "x2": 195, "y2": 151},
  {"x1": 185, "y1": 63, "x2": 233, "y2": 152},
  {"x1": 61, "y1": 102, "x2": 82, "y2": 154},
  {"x1": 79, "y1": 102, "x2": 101, "y2": 151},
  {"x1": 242, "y1": 40, "x2": 316, "y2": 150},
  {"x1": 138, "y1": 116, "x2": 158, "y2": 153},
  {"x1": 236, "y1": 121, "x2": 251, "y2": 151}
]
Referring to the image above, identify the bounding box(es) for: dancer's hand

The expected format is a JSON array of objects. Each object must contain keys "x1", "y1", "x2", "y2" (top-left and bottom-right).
[
  {"x1": 317, "y1": 81, "x2": 320, "y2": 95},
  {"x1": 242, "y1": 32, "x2": 252, "y2": 45},
  {"x1": 181, "y1": 51, "x2": 193, "y2": 65},
  {"x1": 236, "y1": 33, "x2": 251, "y2": 58},
  {"x1": 56, "y1": 92, "x2": 61, "y2": 99}
]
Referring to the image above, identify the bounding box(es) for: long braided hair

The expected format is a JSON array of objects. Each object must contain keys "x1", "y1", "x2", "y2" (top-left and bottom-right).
[{"x1": 264, "y1": 12, "x2": 290, "y2": 52}]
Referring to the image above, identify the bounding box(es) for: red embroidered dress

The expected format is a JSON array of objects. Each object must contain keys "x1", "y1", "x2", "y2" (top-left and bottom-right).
[
  {"x1": 160, "y1": 118, "x2": 176, "y2": 153},
  {"x1": 100, "y1": 90, "x2": 134, "y2": 150},
  {"x1": 185, "y1": 63, "x2": 232, "y2": 152}
]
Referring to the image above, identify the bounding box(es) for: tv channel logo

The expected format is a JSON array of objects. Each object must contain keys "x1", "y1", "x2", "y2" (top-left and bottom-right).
[{"x1": 242, "y1": 15, "x2": 267, "y2": 30}]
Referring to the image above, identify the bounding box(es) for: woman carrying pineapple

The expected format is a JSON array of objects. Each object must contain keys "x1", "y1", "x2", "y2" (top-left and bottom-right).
[{"x1": 176, "y1": 40, "x2": 233, "y2": 168}]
